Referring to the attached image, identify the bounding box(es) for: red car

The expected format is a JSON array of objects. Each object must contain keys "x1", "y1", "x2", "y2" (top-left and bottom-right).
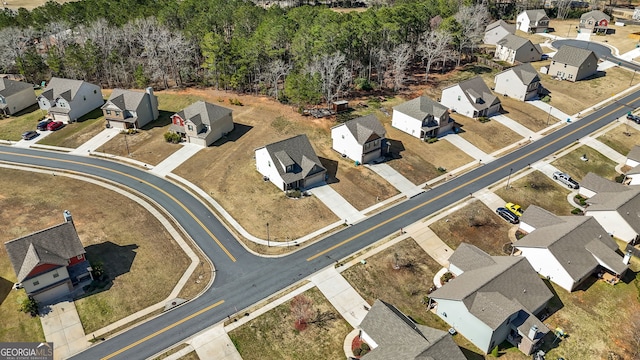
[{"x1": 46, "y1": 121, "x2": 64, "y2": 131}]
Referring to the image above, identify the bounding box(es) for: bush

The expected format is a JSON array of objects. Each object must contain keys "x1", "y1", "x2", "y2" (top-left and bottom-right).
[
  {"x1": 354, "y1": 78, "x2": 373, "y2": 91},
  {"x1": 615, "y1": 174, "x2": 626, "y2": 183},
  {"x1": 286, "y1": 189, "x2": 302, "y2": 198},
  {"x1": 163, "y1": 132, "x2": 182, "y2": 144},
  {"x1": 437, "y1": 166, "x2": 447, "y2": 173},
  {"x1": 541, "y1": 95, "x2": 551, "y2": 103},
  {"x1": 571, "y1": 207, "x2": 583, "y2": 215},
  {"x1": 229, "y1": 98, "x2": 243, "y2": 106},
  {"x1": 491, "y1": 345, "x2": 499, "y2": 357},
  {"x1": 426, "y1": 137, "x2": 438, "y2": 144},
  {"x1": 19, "y1": 296, "x2": 39, "y2": 317},
  {"x1": 478, "y1": 116, "x2": 490, "y2": 123},
  {"x1": 353, "y1": 348, "x2": 362, "y2": 356},
  {"x1": 360, "y1": 343, "x2": 370, "y2": 351},
  {"x1": 440, "y1": 272, "x2": 454, "y2": 284}
]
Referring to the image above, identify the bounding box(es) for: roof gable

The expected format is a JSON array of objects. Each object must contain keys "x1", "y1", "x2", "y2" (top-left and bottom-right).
[
  {"x1": 41, "y1": 77, "x2": 94, "y2": 102},
  {"x1": 174, "y1": 101, "x2": 232, "y2": 128},
  {"x1": 580, "y1": 172, "x2": 626, "y2": 193},
  {"x1": 261, "y1": 134, "x2": 326, "y2": 184},
  {"x1": 393, "y1": 96, "x2": 449, "y2": 121},
  {"x1": 552, "y1": 46, "x2": 598, "y2": 67},
  {"x1": 485, "y1": 19, "x2": 516, "y2": 34},
  {"x1": 581, "y1": 10, "x2": 610, "y2": 21},
  {"x1": 523, "y1": 9, "x2": 548, "y2": 22},
  {"x1": 454, "y1": 76, "x2": 500, "y2": 110},
  {"x1": 102, "y1": 89, "x2": 148, "y2": 112},
  {"x1": 497, "y1": 63, "x2": 540, "y2": 86},
  {"x1": 343, "y1": 114, "x2": 386, "y2": 145}
]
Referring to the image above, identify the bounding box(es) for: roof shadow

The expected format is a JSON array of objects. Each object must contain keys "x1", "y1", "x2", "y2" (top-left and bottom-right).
[
  {"x1": 319, "y1": 157, "x2": 339, "y2": 184},
  {"x1": 385, "y1": 138, "x2": 405, "y2": 160},
  {"x1": 0, "y1": 276, "x2": 12, "y2": 305},
  {"x1": 211, "y1": 123, "x2": 253, "y2": 147},
  {"x1": 85, "y1": 241, "x2": 138, "y2": 279},
  {"x1": 141, "y1": 110, "x2": 174, "y2": 129}
]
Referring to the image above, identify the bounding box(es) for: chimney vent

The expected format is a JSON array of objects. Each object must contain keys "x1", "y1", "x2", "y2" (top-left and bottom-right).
[
  {"x1": 528, "y1": 325, "x2": 538, "y2": 340},
  {"x1": 624, "y1": 249, "x2": 633, "y2": 265}
]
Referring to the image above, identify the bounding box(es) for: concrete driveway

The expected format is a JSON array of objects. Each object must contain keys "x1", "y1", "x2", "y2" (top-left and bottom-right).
[{"x1": 40, "y1": 299, "x2": 88, "y2": 360}]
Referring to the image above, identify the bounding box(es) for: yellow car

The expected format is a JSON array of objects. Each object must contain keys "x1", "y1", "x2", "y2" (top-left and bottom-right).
[{"x1": 505, "y1": 202, "x2": 523, "y2": 217}]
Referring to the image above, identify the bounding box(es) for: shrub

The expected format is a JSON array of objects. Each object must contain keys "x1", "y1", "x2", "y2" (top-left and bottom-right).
[
  {"x1": 163, "y1": 132, "x2": 181, "y2": 144},
  {"x1": 426, "y1": 137, "x2": 439, "y2": 144},
  {"x1": 541, "y1": 95, "x2": 551, "y2": 103},
  {"x1": 91, "y1": 261, "x2": 105, "y2": 279},
  {"x1": 478, "y1": 116, "x2": 490, "y2": 123},
  {"x1": 440, "y1": 272, "x2": 454, "y2": 284},
  {"x1": 354, "y1": 77, "x2": 373, "y2": 91},
  {"x1": 360, "y1": 343, "x2": 370, "y2": 351},
  {"x1": 491, "y1": 345, "x2": 499, "y2": 357},
  {"x1": 353, "y1": 348, "x2": 362, "y2": 356},
  {"x1": 615, "y1": 174, "x2": 626, "y2": 183},
  {"x1": 286, "y1": 189, "x2": 302, "y2": 198},
  {"x1": 571, "y1": 208, "x2": 583, "y2": 215},
  {"x1": 19, "y1": 296, "x2": 39, "y2": 317},
  {"x1": 437, "y1": 166, "x2": 447, "y2": 173},
  {"x1": 229, "y1": 98, "x2": 243, "y2": 106}
]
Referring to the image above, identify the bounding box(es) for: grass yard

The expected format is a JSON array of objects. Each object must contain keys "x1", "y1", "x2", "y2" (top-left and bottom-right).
[
  {"x1": 0, "y1": 168, "x2": 191, "y2": 334},
  {"x1": 37, "y1": 109, "x2": 106, "y2": 148},
  {"x1": 341, "y1": 237, "x2": 484, "y2": 359},
  {"x1": 453, "y1": 114, "x2": 524, "y2": 154},
  {"x1": 596, "y1": 124, "x2": 640, "y2": 157},
  {"x1": 0, "y1": 105, "x2": 45, "y2": 141},
  {"x1": 498, "y1": 96, "x2": 557, "y2": 132},
  {"x1": 551, "y1": 145, "x2": 619, "y2": 181},
  {"x1": 495, "y1": 170, "x2": 575, "y2": 216},
  {"x1": 429, "y1": 199, "x2": 513, "y2": 255},
  {"x1": 228, "y1": 287, "x2": 351, "y2": 360}
]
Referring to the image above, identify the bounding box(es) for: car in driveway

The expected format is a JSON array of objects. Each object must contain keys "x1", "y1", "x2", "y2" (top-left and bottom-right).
[
  {"x1": 628, "y1": 113, "x2": 640, "y2": 124},
  {"x1": 21, "y1": 130, "x2": 39, "y2": 140},
  {"x1": 505, "y1": 202, "x2": 523, "y2": 217},
  {"x1": 46, "y1": 121, "x2": 64, "y2": 131},
  {"x1": 552, "y1": 171, "x2": 579, "y2": 189},
  {"x1": 36, "y1": 118, "x2": 52, "y2": 131},
  {"x1": 496, "y1": 207, "x2": 519, "y2": 224}
]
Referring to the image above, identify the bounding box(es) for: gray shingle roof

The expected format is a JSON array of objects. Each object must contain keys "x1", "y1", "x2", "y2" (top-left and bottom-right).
[
  {"x1": 39, "y1": 77, "x2": 92, "y2": 102},
  {"x1": 580, "y1": 172, "x2": 626, "y2": 194},
  {"x1": 587, "y1": 187, "x2": 640, "y2": 212},
  {"x1": 627, "y1": 145, "x2": 640, "y2": 162},
  {"x1": 175, "y1": 101, "x2": 232, "y2": 128},
  {"x1": 393, "y1": 96, "x2": 449, "y2": 120},
  {"x1": 497, "y1": 34, "x2": 534, "y2": 51},
  {"x1": 552, "y1": 46, "x2": 598, "y2": 68},
  {"x1": 515, "y1": 215, "x2": 626, "y2": 280},
  {"x1": 342, "y1": 114, "x2": 386, "y2": 145},
  {"x1": 430, "y1": 245, "x2": 553, "y2": 328},
  {"x1": 0, "y1": 78, "x2": 33, "y2": 97},
  {"x1": 497, "y1": 63, "x2": 540, "y2": 86},
  {"x1": 448, "y1": 242, "x2": 496, "y2": 271},
  {"x1": 520, "y1": 205, "x2": 564, "y2": 230},
  {"x1": 627, "y1": 164, "x2": 640, "y2": 175},
  {"x1": 102, "y1": 89, "x2": 147, "y2": 112},
  {"x1": 455, "y1": 76, "x2": 500, "y2": 111},
  {"x1": 360, "y1": 300, "x2": 466, "y2": 360},
  {"x1": 581, "y1": 10, "x2": 610, "y2": 22},
  {"x1": 4, "y1": 221, "x2": 85, "y2": 282},
  {"x1": 261, "y1": 134, "x2": 326, "y2": 184},
  {"x1": 523, "y1": 9, "x2": 549, "y2": 22},
  {"x1": 485, "y1": 19, "x2": 516, "y2": 34}
]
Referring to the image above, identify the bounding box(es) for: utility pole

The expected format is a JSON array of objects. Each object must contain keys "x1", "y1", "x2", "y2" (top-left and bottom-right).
[
  {"x1": 506, "y1": 168, "x2": 513, "y2": 190},
  {"x1": 123, "y1": 131, "x2": 130, "y2": 156},
  {"x1": 266, "y1": 222, "x2": 270, "y2": 247},
  {"x1": 547, "y1": 106, "x2": 552, "y2": 126}
]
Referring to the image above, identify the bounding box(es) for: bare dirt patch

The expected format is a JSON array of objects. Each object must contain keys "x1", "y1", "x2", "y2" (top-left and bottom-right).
[
  {"x1": 494, "y1": 170, "x2": 575, "y2": 216},
  {"x1": 3, "y1": 0, "x2": 77, "y2": 10}
]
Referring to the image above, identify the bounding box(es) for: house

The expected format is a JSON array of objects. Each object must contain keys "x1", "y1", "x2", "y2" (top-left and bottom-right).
[
  {"x1": 484, "y1": 20, "x2": 516, "y2": 45},
  {"x1": 494, "y1": 34, "x2": 543, "y2": 64},
  {"x1": 494, "y1": 63, "x2": 541, "y2": 101},
  {"x1": 392, "y1": 96, "x2": 453, "y2": 139},
  {"x1": 170, "y1": 101, "x2": 234, "y2": 147},
  {"x1": 516, "y1": 10, "x2": 550, "y2": 33},
  {"x1": 515, "y1": 205, "x2": 628, "y2": 292},
  {"x1": 548, "y1": 45, "x2": 598, "y2": 82},
  {"x1": 430, "y1": 243, "x2": 553, "y2": 355},
  {"x1": 102, "y1": 88, "x2": 159, "y2": 129},
  {"x1": 580, "y1": 10, "x2": 611, "y2": 33},
  {"x1": 37, "y1": 77, "x2": 104, "y2": 123},
  {"x1": 440, "y1": 77, "x2": 501, "y2": 119},
  {"x1": 585, "y1": 186, "x2": 640, "y2": 243},
  {"x1": 4, "y1": 211, "x2": 92, "y2": 304},
  {"x1": 331, "y1": 114, "x2": 386, "y2": 164},
  {"x1": 624, "y1": 146, "x2": 640, "y2": 185},
  {"x1": 255, "y1": 134, "x2": 326, "y2": 191},
  {"x1": 0, "y1": 78, "x2": 37, "y2": 116},
  {"x1": 358, "y1": 299, "x2": 467, "y2": 360},
  {"x1": 579, "y1": 172, "x2": 626, "y2": 198}
]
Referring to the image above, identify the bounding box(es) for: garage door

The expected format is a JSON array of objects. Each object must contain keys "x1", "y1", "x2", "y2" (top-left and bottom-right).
[
  {"x1": 53, "y1": 113, "x2": 70, "y2": 123},
  {"x1": 33, "y1": 282, "x2": 72, "y2": 304}
]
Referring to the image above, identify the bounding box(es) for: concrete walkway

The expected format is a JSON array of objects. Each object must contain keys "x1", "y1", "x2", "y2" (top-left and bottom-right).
[
  {"x1": 365, "y1": 163, "x2": 424, "y2": 198},
  {"x1": 70, "y1": 128, "x2": 120, "y2": 155},
  {"x1": 40, "y1": 299, "x2": 88, "y2": 360},
  {"x1": 527, "y1": 100, "x2": 572, "y2": 123},
  {"x1": 531, "y1": 161, "x2": 562, "y2": 179},
  {"x1": 310, "y1": 267, "x2": 370, "y2": 328},
  {"x1": 151, "y1": 143, "x2": 202, "y2": 176},
  {"x1": 579, "y1": 136, "x2": 626, "y2": 163},
  {"x1": 474, "y1": 188, "x2": 507, "y2": 211},
  {"x1": 310, "y1": 184, "x2": 365, "y2": 224},
  {"x1": 491, "y1": 114, "x2": 539, "y2": 140},
  {"x1": 191, "y1": 324, "x2": 242, "y2": 360},
  {"x1": 13, "y1": 130, "x2": 53, "y2": 148},
  {"x1": 444, "y1": 134, "x2": 496, "y2": 163}
]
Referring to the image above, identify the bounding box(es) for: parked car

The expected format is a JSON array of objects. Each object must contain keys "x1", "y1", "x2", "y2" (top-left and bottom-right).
[
  {"x1": 505, "y1": 202, "x2": 523, "y2": 217},
  {"x1": 552, "y1": 171, "x2": 579, "y2": 189},
  {"x1": 36, "y1": 118, "x2": 52, "y2": 131},
  {"x1": 46, "y1": 121, "x2": 64, "y2": 131},
  {"x1": 21, "y1": 130, "x2": 39, "y2": 140},
  {"x1": 627, "y1": 113, "x2": 640, "y2": 124},
  {"x1": 496, "y1": 207, "x2": 519, "y2": 224}
]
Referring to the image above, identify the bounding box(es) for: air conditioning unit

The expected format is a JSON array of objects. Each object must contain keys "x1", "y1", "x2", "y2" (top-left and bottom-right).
[{"x1": 13, "y1": 283, "x2": 23, "y2": 290}]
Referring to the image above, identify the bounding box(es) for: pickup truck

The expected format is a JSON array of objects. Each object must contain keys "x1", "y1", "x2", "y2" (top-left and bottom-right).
[{"x1": 553, "y1": 171, "x2": 579, "y2": 189}]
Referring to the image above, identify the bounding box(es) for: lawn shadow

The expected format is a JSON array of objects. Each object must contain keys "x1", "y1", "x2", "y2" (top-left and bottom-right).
[
  {"x1": 0, "y1": 276, "x2": 12, "y2": 305},
  {"x1": 386, "y1": 138, "x2": 405, "y2": 160},
  {"x1": 141, "y1": 110, "x2": 174, "y2": 129},
  {"x1": 541, "y1": 278, "x2": 564, "y2": 315},
  {"x1": 75, "y1": 108, "x2": 104, "y2": 123},
  {"x1": 462, "y1": 64, "x2": 494, "y2": 76},
  {"x1": 85, "y1": 241, "x2": 138, "y2": 279},
  {"x1": 582, "y1": 71, "x2": 606, "y2": 81},
  {"x1": 9, "y1": 103, "x2": 42, "y2": 117},
  {"x1": 572, "y1": 274, "x2": 598, "y2": 292},
  {"x1": 452, "y1": 122, "x2": 466, "y2": 134},
  {"x1": 211, "y1": 123, "x2": 253, "y2": 147},
  {"x1": 319, "y1": 157, "x2": 339, "y2": 184},
  {"x1": 460, "y1": 347, "x2": 485, "y2": 360},
  {"x1": 619, "y1": 268, "x2": 637, "y2": 285}
]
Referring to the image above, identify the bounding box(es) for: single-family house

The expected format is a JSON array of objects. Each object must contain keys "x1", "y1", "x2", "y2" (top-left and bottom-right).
[
  {"x1": 392, "y1": 96, "x2": 453, "y2": 140},
  {"x1": 170, "y1": 101, "x2": 234, "y2": 147},
  {"x1": 430, "y1": 243, "x2": 553, "y2": 355},
  {"x1": 359, "y1": 299, "x2": 467, "y2": 360},
  {"x1": 515, "y1": 205, "x2": 628, "y2": 292},
  {"x1": 626, "y1": 145, "x2": 640, "y2": 168},
  {"x1": 255, "y1": 134, "x2": 326, "y2": 191},
  {"x1": 484, "y1": 20, "x2": 516, "y2": 45},
  {"x1": 516, "y1": 10, "x2": 550, "y2": 33},
  {"x1": 331, "y1": 114, "x2": 386, "y2": 164},
  {"x1": 4, "y1": 211, "x2": 92, "y2": 304},
  {"x1": 440, "y1": 77, "x2": 501, "y2": 119},
  {"x1": 37, "y1": 77, "x2": 103, "y2": 123},
  {"x1": 494, "y1": 34, "x2": 543, "y2": 64},
  {"x1": 585, "y1": 187, "x2": 640, "y2": 243},
  {"x1": 494, "y1": 63, "x2": 541, "y2": 101},
  {"x1": 102, "y1": 88, "x2": 159, "y2": 129},
  {"x1": 0, "y1": 78, "x2": 37, "y2": 116},
  {"x1": 580, "y1": 10, "x2": 611, "y2": 33},
  {"x1": 624, "y1": 146, "x2": 640, "y2": 185},
  {"x1": 579, "y1": 172, "x2": 626, "y2": 198},
  {"x1": 548, "y1": 45, "x2": 598, "y2": 82}
]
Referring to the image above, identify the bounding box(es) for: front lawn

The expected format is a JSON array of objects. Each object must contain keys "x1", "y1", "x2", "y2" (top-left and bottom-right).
[
  {"x1": 0, "y1": 105, "x2": 45, "y2": 141},
  {"x1": 499, "y1": 96, "x2": 557, "y2": 132},
  {"x1": 494, "y1": 170, "x2": 575, "y2": 216},
  {"x1": 597, "y1": 124, "x2": 640, "y2": 157},
  {"x1": 453, "y1": 114, "x2": 524, "y2": 154},
  {"x1": 551, "y1": 145, "x2": 619, "y2": 181},
  {"x1": 37, "y1": 108, "x2": 106, "y2": 148}
]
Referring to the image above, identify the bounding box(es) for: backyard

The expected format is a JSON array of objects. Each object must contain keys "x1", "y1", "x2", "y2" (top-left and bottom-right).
[
  {"x1": 0, "y1": 168, "x2": 193, "y2": 335},
  {"x1": 494, "y1": 170, "x2": 575, "y2": 216},
  {"x1": 551, "y1": 145, "x2": 619, "y2": 181},
  {"x1": 429, "y1": 199, "x2": 513, "y2": 256},
  {"x1": 228, "y1": 287, "x2": 351, "y2": 360}
]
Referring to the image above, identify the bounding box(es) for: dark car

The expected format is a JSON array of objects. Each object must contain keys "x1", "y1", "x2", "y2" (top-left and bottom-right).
[
  {"x1": 496, "y1": 207, "x2": 519, "y2": 224},
  {"x1": 21, "y1": 130, "x2": 39, "y2": 140},
  {"x1": 36, "y1": 118, "x2": 52, "y2": 131},
  {"x1": 627, "y1": 113, "x2": 640, "y2": 124},
  {"x1": 46, "y1": 121, "x2": 64, "y2": 131}
]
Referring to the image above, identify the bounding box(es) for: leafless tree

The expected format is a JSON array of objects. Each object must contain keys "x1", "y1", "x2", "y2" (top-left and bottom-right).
[
  {"x1": 290, "y1": 294, "x2": 314, "y2": 329},
  {"x1": 454, "y1": 4, "x2": 490, "y2": 65},
  {"x1": 418, "y1": 30, "x2": 452, "y2": 83},
  {"x1": 0, "y1": 26, "x2": 35, "y2": 71},
  {"x1": 307, "y1": 52, "x2": 347, "y2": 107},
  {"x1": 556, "y1": 0, "x2": 572, "y2": 19},
  {"x1": 388, "y1": 43, "x2": 412, "y2": 91},
  {"x1": 264, "y1": 59, "x2": 292, "y2": 100}
]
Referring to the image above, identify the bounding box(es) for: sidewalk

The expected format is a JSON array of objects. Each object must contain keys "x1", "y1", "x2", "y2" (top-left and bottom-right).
[
  {"x1": 310, "y1": 184, "x2": 365, "y2": 224},
  {"x1": 491, "y1": 114, "x2": 539, "y2": 140},
  {"x1": 151, "y1": 143, "x2": 202, "y2": 176},
  {"x1": 70, "y1": 128, "x2": 120, "y2": 155},
  {"x1": 474, "y1": 188, "x2": 507, "y2": 211},
  {"x1": 527, "y1": 100, "x2": 572, "y2": 122},
  {"x1": 310, "y1": 267, "x2": 370, "y2": 328},
  {"x1": 365, "y1": 163, "x2": 424, "y2": 198},
  {"x1": 579, "y1": 136, "x2": 626, "y2": 163},
  {"x1": 444, "y1": 134, "x2": 496, "y2": 163}
]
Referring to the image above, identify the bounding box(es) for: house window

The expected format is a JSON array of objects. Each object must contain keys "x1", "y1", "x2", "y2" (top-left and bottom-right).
[
  {"x1": 53, "y1": 271, "x2": 59, "y2": 278},
  {"x1": 457, "y1": 96, "x2": 461, "y2": 101},
  {"x1": 33, "y1": 280, "x2": 39, "y2": 286},
  {"x1": 374, "y1": 140, "x2": 379, "y2": 146},
  {"x1": 286, "y1": 165, "x2": 293, "y2": 172},
  {"x1": 94, "y1": 90, "x2": 97, "y2": 94},
  {"x1": 77, "y1": 255, "x2": 83, "y2": 260},
  {"x1": 267, "y1": 160, "x2": 271, "y2": 167},
  {"x1": 187, "y1": 125, "x2": 193, "y2": 131},
  {"x1": 341, "y1": 135, "x2": 344, "y2": 139},
  {"x1": 106, "y1": 110, "x2": 111, "y2": 115},
  {"x1": 115, "y1": 111, "x2": 120, "y2": 116}
]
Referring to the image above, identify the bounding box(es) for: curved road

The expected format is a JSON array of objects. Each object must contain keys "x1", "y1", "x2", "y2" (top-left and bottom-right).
[
  {"x1": 1, "y1": 89, "x2": 639, "y2": 360},
  {"x1": 552, "y1": 39, "x2": 640, "y2": 72}
]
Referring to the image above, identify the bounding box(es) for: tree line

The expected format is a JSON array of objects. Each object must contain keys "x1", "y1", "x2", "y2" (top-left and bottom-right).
[{"x1": 0, "y1": 0, "x2": 494, "y2": 107}]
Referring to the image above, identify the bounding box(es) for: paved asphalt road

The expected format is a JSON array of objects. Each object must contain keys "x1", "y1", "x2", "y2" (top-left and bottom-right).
[
  {"x1": 552, "y1": 39, "x2": 640, "y2": 72},
  {"x1": 1, "y1": 89, "x2": 639, "y2": 360}
]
